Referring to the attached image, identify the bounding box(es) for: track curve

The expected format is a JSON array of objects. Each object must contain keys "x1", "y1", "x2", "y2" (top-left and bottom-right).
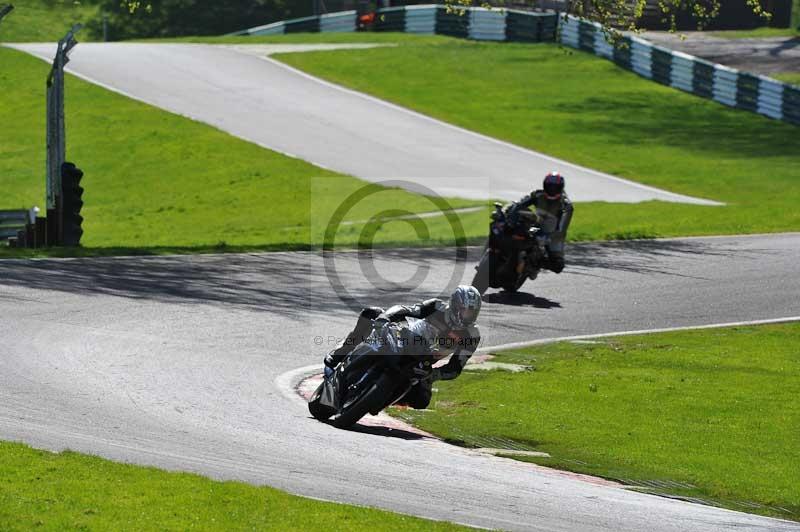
[
  {"x1": 6, "y1": 42, "x2": 720, "y2": 205},
  {"x1": 1, "y1": 234, "x2": 799, "y2": 531}
]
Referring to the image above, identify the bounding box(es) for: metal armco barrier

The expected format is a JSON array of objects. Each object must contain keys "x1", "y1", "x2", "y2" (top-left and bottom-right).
[
  {"x1": 46, "y1": 24, "x2": 82, "y2": 246},
  {"x1": 231, "y1": 7, "x2": 799, "y2": 127},
  {"x1": 558, "y1": 15, "x2": 800, "y2": 127},
  {"x1": 0, "y1": 4, "x2": 13, "y2": 24},
  {"x1": 230, "y1": 5, "x2": 556, "y2": 43}
]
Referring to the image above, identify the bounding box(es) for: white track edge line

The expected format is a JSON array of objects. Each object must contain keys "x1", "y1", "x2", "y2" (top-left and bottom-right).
[
  {"x1": 258, "y1": 53, "x2": 723, "y2": 206},
  {"x1": 277, "y1": 316, "x2": 800, "y2": 404},
  {"x1": 477, "y1": 316, "x2": 800, "y2": 353}
]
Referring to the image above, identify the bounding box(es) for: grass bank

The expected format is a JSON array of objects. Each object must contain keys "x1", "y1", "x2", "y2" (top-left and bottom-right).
[
  {"x1": 0, "y1": 0, "x2": 97, "y2": 42},
  {"x1": 710, "y1": 27, "x2": 800, "y2": 39},
  {"x1": 772, "y1": 72, "x2": 800, "y2": 86},
  {"x1": 0, "y1": 45, "x2": 489, "y2": 257},
  {"x1": 0, "y1": 440, "x2": 466, "y2": 530},
  {"x1": 274, "y1": 36, "x2": 800, "y2": 238},
  {"x1": 393, "y1": 323, "x2": 800, "y2": 521}
]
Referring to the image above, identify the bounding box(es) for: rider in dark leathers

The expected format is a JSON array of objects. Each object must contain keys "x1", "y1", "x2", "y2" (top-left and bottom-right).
[
  {"x1": 506, "y1": 171, "x2": 574, "y2": 274},
  {"x1": 324, "y1": 286, "x2": 482, "y2": 410}
]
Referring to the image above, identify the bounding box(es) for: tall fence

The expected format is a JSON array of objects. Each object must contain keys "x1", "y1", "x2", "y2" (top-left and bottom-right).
[{"x1": 231, "y1": 6, "x2": 799, "y2": 127}]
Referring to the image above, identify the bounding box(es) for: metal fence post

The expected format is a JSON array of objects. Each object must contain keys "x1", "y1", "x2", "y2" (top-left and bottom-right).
[
  {"x1": 0, "y1": 4, "x2": 13, "y2": 24},
  {"x1": 45, "y1": 24, "x2": 81, "y2": 246}
]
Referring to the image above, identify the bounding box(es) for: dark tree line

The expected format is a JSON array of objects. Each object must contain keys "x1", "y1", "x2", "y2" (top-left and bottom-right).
[{"x1": 86, "y1": 0, "x2": 312, "y2": 41}]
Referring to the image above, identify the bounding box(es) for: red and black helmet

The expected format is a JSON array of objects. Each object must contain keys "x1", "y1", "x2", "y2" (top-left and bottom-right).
[{"x1": 543, "y1": 171, "x2": 565, "y2": 200}]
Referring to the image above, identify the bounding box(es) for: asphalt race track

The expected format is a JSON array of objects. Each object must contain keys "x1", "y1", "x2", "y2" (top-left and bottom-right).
[
  {"x1": 5, "y1": 42, "x2": 721, "y2": 205},
  {"x1": 1, "y1": 234, "x2": 799, "y2": 531}
]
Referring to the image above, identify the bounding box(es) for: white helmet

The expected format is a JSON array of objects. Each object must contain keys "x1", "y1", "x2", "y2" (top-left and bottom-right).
[{"x1": 445, "y1": 285, "x2": 482, "y2": 329}]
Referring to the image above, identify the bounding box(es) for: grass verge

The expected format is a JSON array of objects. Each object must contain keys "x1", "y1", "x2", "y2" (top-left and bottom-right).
[
  {"x1": 0, "y1": 0, "x2": 98, "y2": 42},
  {"x1": 273, "y1": 36, "x2": 800, "y2": 238},
  {"x1": 0, "y1": 45, "x2": 490, "y2": 257},
  {"x1": 710, "y1": 27, "x2": 800, "y2": 39},
  {"x1": 393, "y1": 323, "x2": 800, "y2": 521},
  {"x1": 772, "y1": 71, "x2": 800, "y2": 86},
  {"x1": 0, "y1": 440, "x2": 466, "y2": 531}
]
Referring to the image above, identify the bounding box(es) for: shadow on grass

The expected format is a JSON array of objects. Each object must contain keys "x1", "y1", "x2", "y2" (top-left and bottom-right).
[{"x1": 562, "y1": 92, "x2": 799, "y2": 158}]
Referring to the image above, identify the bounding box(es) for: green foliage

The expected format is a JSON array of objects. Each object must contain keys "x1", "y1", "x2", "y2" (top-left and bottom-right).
[
  {"x1": 445, "y1": 0, "x2": 769, "y2": 34},
  {"x1": 85, "y1": 0, "x2": 307, "y2": 41},
  {"x1": 397, "y1": 323, "x2": 800, "y2": 520},
  {"x1": 0, "y1": 441, "x2": 467, "y2": 530},
  {"x1": 794, "y1": 0, "x2": 800, "y2": 28}
]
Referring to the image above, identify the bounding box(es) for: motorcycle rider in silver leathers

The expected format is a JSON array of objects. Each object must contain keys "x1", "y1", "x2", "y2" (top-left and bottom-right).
[
  {"x1": 324, "y1": 286, "x2": 482, "y2": 410},
  {"x1": 506, "y1": 171, "x2": 574, "y2": 274}
]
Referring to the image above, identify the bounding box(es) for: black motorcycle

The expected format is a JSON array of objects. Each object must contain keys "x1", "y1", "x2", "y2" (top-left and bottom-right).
[
  {"x1": 308, "y1": 322, "x2": 434, "y2": 429},
  {"x1": 471, "y1": 202, "x2": 546, "y2": 295}
]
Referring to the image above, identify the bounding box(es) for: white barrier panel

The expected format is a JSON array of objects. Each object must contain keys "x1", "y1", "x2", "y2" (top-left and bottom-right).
[
  {"x1": 712, "y1": 67, "x2": 739, "y2": 107},
  {"x1": 593, "y1": 30, "x2": 613, "y2": 59},
  {"x1": 758, "y1": 78, "x2": 785, "y2": 119},
  {"x1": 559, "y1": 17, "x2": 580, "y2": 48},
  {"x1": 670, "y1": 52, "x2": 695, "y2": 93},
  {"x1": 405, "y1": 5, "x2": 436, "y2": 34},
  {"x1": 320, "y1": 11, "x2": 356, "y2": 33},
  {"x1": 630, "y1": 39, "x2": 652, "y2": 79},
  {"x1": 247, "y1": 21, "x2": 285, "y2": 36},
  {"x1": 469, "y1": 8, "x2": 506, "y2": 41}
]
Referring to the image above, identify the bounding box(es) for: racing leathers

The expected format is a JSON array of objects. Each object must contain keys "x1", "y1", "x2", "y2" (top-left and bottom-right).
[
  {"x1": 506, "y1": 190, "x2": 574, "y2": 273},
  {"x1": 325, "y1": 299, "x2": 481, "y2": 409}
]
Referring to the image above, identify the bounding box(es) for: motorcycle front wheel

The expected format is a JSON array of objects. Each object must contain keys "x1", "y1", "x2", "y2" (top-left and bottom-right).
[
  {"x1": 333, "y1": 373, "x2": 393, "y2": 429},
  {"x1": 308, "y1": 381, "x2": 336, "y2": 421},
  {"x1": 471, "y1": 252, "x2": 493, "y2": 295}
]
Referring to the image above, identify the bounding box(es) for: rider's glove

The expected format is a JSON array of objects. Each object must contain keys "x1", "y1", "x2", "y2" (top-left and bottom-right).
[
  {"x1": 323, "y1": 353, "x2": 337, "y2": 369},
  {"x1": 411, "y1": 361, "x2": 432, "y2": 378}
]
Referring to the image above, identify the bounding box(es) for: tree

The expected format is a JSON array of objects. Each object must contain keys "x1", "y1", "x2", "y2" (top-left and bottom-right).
[
  {"x1": 91, "y1": 0, "x2": 307, "y2": 41},
  {"x1": 115, "y1": 0, "x2": 772, "y2": 38},
  {"x1": 448, "y1": 0, "x2": 771, "y2": 34}
]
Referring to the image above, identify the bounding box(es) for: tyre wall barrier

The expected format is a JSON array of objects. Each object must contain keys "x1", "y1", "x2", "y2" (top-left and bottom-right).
[
  {"x1": 558, "y1": 15, "x2": 799, "y2": 126},
  {"x1": 231, "y1": 8, "x2": 799, "y2": 127},
  {"x1": 231, "y1": 5, "x2": 557, "y2": 43}
]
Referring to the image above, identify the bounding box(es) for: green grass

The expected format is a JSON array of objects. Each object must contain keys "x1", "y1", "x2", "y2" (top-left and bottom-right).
[
  {"x1": 772, "y1": 72, "x2": 800, "y2": 86},
  {"x1": 0, "y1": 0, "x2": 98, "y2": 42},
  {"x1": 0, "y1": 45, "x2": 491, "y2": 257},
  {"x1": 0, "y1": 440, "x2": 466, "y2": 531},
  {"x1": 710, "y1": 27, "x2": 800, "y2": 39},
  {"x1": 4, "y1": 33, "x2": 800, "y2": 258},
  {"x1": 272, "y1": 37, "x2": 800, "y2": 239},
  {"x1": 393, "y1": 323, "x2": 800, "y2": 521}
]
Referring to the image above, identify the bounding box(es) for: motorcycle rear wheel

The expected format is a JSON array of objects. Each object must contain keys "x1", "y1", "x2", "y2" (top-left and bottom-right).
[{"x1": 503, "y1": 273, "x2": 527, "y2": 293}]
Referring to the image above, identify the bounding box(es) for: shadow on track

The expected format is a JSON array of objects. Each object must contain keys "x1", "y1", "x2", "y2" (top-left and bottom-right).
[
  {"x1": 311, "y1": 417, "x2": 427, "y2": 441},
  {"x1": 483, "y1": 292, "x2": 562, "y2": 308},
  {"x1": 0, "y1": 238, "x2": 759, "y2": 313}
]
